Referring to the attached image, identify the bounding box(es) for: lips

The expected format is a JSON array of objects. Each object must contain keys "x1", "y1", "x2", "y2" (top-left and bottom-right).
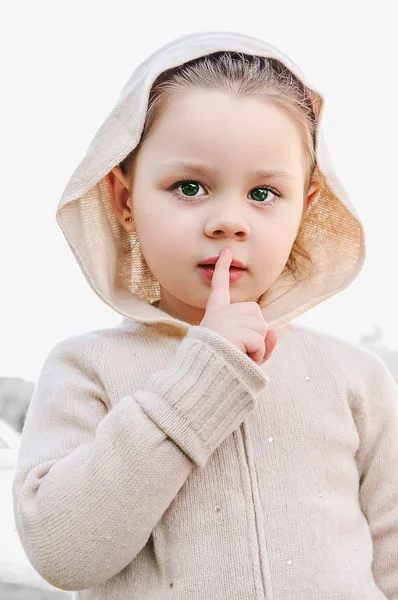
[
  {"x1": 198, "y1": 256, "x2": 247, "y2": 270},
  {"x1": 199, "y1": 264, "x2": 243, "y2": 272},
  {"x1": 198, "y1": 263, "x2": 246, "y2": 283}
]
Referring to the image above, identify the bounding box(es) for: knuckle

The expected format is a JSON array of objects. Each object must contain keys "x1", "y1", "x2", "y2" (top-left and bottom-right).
[
  {"x1": 249, "y1": 303, "x2": 267, "y2": 326},
  {"x1": 247, "y1": 301, "x2": 259, "y2": 315},
  {"x1": 253, "y1": 302, "x2": 265, "y2": 319},
  {"x1": 253, "y1": 331, "x2": 264, "y2": 348}
]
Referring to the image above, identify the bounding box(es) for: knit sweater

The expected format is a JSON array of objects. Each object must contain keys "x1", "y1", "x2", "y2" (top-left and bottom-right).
[
  {"x1": 12, "y1": 318, "x2": 398, "y2": 599},
  {"x1": 12, "y1": 29, "x2": 398, "y2": 600}
]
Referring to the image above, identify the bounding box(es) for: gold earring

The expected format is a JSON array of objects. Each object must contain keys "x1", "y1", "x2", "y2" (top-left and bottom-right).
[{"x1": 124, "y1": 216, "x2": 132, "y2": 223}]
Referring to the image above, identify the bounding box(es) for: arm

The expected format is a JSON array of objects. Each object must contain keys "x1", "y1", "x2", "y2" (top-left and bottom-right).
[
  {"x1": 354, "y1": 355, "x2": 398, "y2": 599},
  {"x1": 12, "y1": 326, "x2": 267, "y2": 591}
]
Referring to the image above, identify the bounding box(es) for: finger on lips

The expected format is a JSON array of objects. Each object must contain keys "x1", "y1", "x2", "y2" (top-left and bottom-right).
[{"x1": 207, "y1": 248, "x2": 231, "y2": 311}]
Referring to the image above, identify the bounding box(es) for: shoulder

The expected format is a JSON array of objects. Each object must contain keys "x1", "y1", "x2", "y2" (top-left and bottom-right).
[
  {"x1": 284, "y1": 322, "x2": 393, "y2": 386},
  {"x1": 277, "y1": 324, "x2": 398, "y2": 426},
  {"x1": 45, "y1": 320, "x2": 141, "y2": 368},
  {"x1": 49, "y1": 330, "x2": 107, "y2": 363}
]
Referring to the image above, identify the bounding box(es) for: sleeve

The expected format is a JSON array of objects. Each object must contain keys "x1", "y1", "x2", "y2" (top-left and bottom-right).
[
  {"x1": 12, "y1": 326, "x2": 268, "y2": 592},
  {"x1": 354, "y1": 355, "x2": 398, "y2": 599}
]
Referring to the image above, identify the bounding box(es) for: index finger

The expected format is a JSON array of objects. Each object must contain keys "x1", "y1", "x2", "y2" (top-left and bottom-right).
[{"x1": 205, "y1": 248, "x2": 232, "y2": 312}]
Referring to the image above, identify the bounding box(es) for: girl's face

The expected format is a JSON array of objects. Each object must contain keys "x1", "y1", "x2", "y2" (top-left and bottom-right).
[{"x1": 109, "y1": 89, "x2": 319, "y2": 325}]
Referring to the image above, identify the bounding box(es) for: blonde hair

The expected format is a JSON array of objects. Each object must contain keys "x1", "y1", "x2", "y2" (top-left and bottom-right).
[{"x1": 120, "y1": 52, "x2": 318, "y2": 277}]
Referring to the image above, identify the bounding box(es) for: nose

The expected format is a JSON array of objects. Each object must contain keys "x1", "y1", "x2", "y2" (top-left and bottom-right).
[{"x1": 204, "y1": 200, "x2": 251, "y2": 241}]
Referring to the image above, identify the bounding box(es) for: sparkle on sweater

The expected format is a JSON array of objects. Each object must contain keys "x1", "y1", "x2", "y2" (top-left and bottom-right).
[{"x1": 12, "y1": 322, "x2": 398, "y2": 597}]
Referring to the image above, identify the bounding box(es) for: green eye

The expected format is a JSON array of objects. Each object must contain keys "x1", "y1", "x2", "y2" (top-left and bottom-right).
[
  {"x1": 180, "y1": 181, "x2": 200, "y2": 196},
  {"x1": 250, "y1": 188, "x2": 271, "y2": 202},
  {"x1": 170, "y1": 179, "x2": 206, "y2": 200}
]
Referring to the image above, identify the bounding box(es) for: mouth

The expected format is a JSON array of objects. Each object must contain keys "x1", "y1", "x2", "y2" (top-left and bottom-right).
[
  {"x1": 198, "y1": 256, "x2": 247, "y2": 283},
  {"x1": 198, "y1": 256, "x2": 248, "y2": 270},
  {"x1": 198, "y1": 264, "x2": 245, "y2": 271}
]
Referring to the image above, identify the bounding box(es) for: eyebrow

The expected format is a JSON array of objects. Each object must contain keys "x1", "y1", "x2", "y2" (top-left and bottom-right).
[{"x1": 158, "y1": 161, "x2": 297, "y2": 180}]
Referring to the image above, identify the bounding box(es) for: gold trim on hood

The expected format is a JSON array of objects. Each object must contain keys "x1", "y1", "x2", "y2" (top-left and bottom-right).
[{"x1": 56, "y1": 31, "x2": 365, "y2": 333}]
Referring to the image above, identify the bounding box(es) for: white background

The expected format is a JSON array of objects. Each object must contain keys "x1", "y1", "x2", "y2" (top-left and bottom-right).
[{"x1": 1, "y1": 1, "x2": 397, "y2": 383}]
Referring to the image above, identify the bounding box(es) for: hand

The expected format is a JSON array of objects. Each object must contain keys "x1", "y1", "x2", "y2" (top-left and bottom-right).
[{"x1": 200, "y1": 248, "x2": 278, "y2": 365}]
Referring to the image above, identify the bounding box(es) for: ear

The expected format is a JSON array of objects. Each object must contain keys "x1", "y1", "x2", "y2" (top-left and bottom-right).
[
  {"x1": 303, "y1": 180, "x2": 320, "y2": 217},
  {"x1": 105, "y1": 166, "x2": 135, "y2": 232}
]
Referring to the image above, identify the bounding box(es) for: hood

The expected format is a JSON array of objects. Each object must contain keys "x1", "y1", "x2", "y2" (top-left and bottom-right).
[{"x1": 56, "y1": 31, "x2": 365, "y2": 335}]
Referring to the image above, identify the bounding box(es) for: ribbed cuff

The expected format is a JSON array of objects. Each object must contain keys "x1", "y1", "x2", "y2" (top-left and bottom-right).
[{"x1": 137, "y1": 326, "x2": 269, "y2": 468}]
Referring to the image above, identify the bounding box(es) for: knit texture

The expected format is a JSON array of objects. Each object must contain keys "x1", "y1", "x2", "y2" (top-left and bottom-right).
[
  {"x1": 55, "y1": 31, "x2": 365, "y2": 332},
  {"x1": 12, "y1": 29, "x2": 397, "y2": 600},
  {"x1": 12, "y1": 321, "x2": 398, "y2": 598}
]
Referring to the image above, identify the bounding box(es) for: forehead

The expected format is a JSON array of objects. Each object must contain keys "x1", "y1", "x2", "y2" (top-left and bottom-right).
[{"x1": 142, "y1": 88, "x2": 306, "y2": 177}]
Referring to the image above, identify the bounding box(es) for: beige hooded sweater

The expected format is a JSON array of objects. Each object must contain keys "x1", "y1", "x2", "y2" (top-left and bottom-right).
[{"x1": 12, "y1": 32, "x2": 398, "y2": 599}]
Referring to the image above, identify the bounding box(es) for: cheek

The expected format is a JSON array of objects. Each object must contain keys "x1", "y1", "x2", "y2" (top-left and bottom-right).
[
  {"x1": 133, "y1": 197, "x2": 195, "y2": 266},
  {"x1": 254, "y1": 208, "x2": 302, "y2": 263}
]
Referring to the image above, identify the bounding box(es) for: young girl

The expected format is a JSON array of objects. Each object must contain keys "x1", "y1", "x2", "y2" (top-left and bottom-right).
[{"x1": 12, "y1": 31, "x2": 398, "y2": 599}]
